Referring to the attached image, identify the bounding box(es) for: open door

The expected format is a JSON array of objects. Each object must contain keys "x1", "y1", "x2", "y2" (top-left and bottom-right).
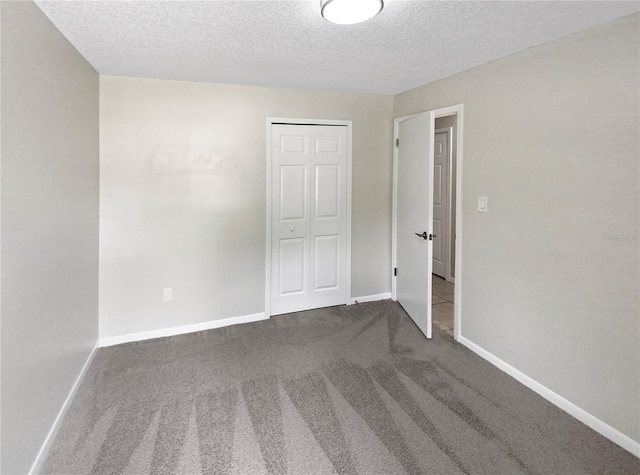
[{"x1": 395, "y1": 111, "x2": 435, "y2": 338}]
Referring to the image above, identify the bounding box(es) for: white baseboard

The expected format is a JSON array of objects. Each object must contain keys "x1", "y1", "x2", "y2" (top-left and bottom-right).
[
  {"x1": 458, "y1": 336, "x2": 640, "y2": 458},
  {"x1": 29, "y1": 343, "x2": 99, "y2": 475},
  {"x1": 350, "y1": 292, "x2": 391, "y2": 305},
  {"x1": 99, "y1": 312, "x2": 268, "y2": 347}
]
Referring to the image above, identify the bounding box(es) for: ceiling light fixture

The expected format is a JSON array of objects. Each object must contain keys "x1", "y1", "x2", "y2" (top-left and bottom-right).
[{"x1": 320, "y1": 0, "x2": 384, "y2": 25}]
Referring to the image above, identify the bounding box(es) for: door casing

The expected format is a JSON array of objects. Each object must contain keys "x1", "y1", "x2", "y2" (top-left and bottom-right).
[
  {"x1": 265, "y1": 117, "x2": 353, "y2": 317},
  {"x1": 392, "y1": 104, "x2": 464, "y2": 341}
]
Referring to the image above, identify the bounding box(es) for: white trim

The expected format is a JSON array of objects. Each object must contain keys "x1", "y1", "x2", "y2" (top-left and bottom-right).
[
  {"x1": 346, "y1": 124, "x2": 353, "y2": 310},
  {"x1": 265, "y1": 117, "x2": 353, "y2": 318},
  {"x1": 29, "y1": 343, "x2": 99, "y2": 475},
  {"x1": 392, "y1": 104, "x2": 464, "y2": 342},
  {"x1": 459, "y1": 336, "x2": 640, "y2": 457},
  {"x1": 99, "y1": 312, "x2": 267, "y2": 347},
  {"x1": 265, "y1": 119, "x2": 273, "y2": 317},
  {"x1": 448, "y1": 105, "x2": 464, "y2": 341},
  {"x1": 267, "y1": 117, "x2": 352, "y2": 127},
  {"x1": 391, "y1": 119, "x2": 399, "y2": 300},
  {"x1": 350, "y1": 292, "x2": 391, "y2": 305}
]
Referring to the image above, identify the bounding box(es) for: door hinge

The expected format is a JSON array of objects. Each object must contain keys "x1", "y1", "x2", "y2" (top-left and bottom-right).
[
  {"x1": 395, "y1": 138, "x2": 399, "y2": 147},
  {"x1": 394, "y1": 267, "x2": 397, "y2": 277}
]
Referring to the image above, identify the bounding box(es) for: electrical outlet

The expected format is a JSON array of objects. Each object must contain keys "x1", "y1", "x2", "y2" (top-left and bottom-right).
[{"x1": 163, "y1": 288, "x2": 172, "y2": 302}]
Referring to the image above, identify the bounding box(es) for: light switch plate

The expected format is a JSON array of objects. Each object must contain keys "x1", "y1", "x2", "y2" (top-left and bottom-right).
[{"x1": 478, "y1": 196, "x2": 488, "y2": 212}]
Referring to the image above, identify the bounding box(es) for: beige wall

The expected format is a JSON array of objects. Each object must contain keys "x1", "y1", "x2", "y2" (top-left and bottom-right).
[
  {"x1": 395, "y1": 13, "x2": 640, "y2": 443},
  {"x1": 0, "y1": 2, "x2": 100, "y2": 473},
  {"x1": 100, "y1": 76, "x2": 393, "y2": 338},
  {"x1": 2, "y1": 5, "x2": 635, "y2": 471}
]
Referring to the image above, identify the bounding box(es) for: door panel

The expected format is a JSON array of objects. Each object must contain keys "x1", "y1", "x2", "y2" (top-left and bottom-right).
[
  {"x1": 280, "y1": 165, "x2": 307, "y2": 221},
  {"x1": 315, "y1": 165, "x2": 340, "y2": 219},
  {"x1": 281, "y1": 135, "x2": 307, "y2": 153},
  {"x1": 316, "y1": 136, "x2": 340, "y2": 153},
  {"x1": 433, "y1": 165, "x2": 443, "y2": 206},
  {"x1": 432, "y1": 219, "x2": 443, "y2": 263},
  {"x1": 314, "y1": 235, "x2": 339, "y2": 290},
  {"x1": 271, "y1": 124, "x2": 348, "y2": 315},
  {"x1": 396, "y1": 112, "x2": 435, "y2": 339},
  {"x1": 279, "y1": 238, "x2": 306, "y2": 295}
]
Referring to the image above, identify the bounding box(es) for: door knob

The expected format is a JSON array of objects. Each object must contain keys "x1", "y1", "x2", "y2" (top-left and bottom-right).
[{"x1": 415, "y1": 232, "x2": 436, "y2": 240}]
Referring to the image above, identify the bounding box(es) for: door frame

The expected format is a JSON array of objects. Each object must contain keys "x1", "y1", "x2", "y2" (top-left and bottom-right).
[
  {"x1": 265, "y1": 117, "x2": 353, "y2": 317},
  {"x1": 392, "y1": 104, "x2": 464, "y2": 341}
]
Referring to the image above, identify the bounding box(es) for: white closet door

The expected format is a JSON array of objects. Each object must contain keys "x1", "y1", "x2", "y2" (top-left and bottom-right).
[{"x1": 270, "y1": 124, "x2": 348, "y2": 315}]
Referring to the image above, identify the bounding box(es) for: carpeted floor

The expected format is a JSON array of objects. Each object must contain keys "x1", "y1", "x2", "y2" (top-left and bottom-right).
[{"x1": 42, "y1": 300, "x2": 640, "y2": 474}]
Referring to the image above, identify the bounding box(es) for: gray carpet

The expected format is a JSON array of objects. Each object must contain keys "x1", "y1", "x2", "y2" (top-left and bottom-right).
[{"x1": 42, "y1": 300, "x2": 640, "y2": 474}]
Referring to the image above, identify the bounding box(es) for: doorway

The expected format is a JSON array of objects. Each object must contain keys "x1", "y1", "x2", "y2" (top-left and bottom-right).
[
  {"x1": 392, "y1": 105, "x2": 463, "y2": 341},
  {"x1": 265, "y1": 118, "x2": 353, "y2": 317},
  {"x1": 431, "y1": 275, "x2": 455, "y2": 337},
  {"x1": 432, "y1": 117, "x2": 457, "y2": 336}
]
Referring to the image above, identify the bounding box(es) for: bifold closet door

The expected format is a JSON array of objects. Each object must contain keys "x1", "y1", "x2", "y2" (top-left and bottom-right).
[{"x1": 270, "y1": 124, "x2": 348, "y2": 315}]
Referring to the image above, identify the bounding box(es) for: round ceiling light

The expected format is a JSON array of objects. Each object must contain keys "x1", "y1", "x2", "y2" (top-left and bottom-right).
[{"x1": 320, "y1": 0, "x2": 384, "y2": 25}]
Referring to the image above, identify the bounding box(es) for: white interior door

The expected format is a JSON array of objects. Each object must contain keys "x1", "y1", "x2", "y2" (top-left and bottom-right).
[
  {"x1": 432, "y1": 130, "x2": 450, "y2": 279},
  {"x1": 396, "y1": 112, "x2": 435, "y2": 338},
  {"x1": 270, "y1": 124, "x2": 348, "y2": 316}
]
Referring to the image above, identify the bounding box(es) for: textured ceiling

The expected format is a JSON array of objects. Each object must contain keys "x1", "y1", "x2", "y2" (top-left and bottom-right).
[{"x1": 35, "y1": 1, "x2": 639, "y2": 95}]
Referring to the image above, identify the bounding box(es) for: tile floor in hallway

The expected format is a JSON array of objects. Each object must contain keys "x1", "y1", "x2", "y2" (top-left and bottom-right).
[{"x1": 432, "y1": 275, "x2": 454, "y2": 336}]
